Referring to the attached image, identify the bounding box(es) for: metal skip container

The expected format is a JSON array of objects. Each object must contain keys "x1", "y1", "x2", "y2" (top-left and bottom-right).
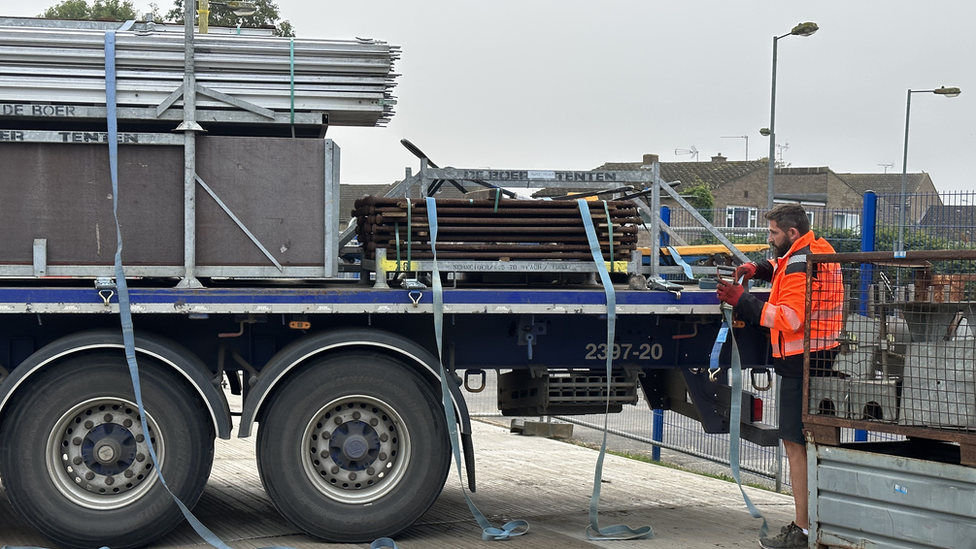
[{"x1": 809, "y1": 443, "x2": 976, "y2": 549}]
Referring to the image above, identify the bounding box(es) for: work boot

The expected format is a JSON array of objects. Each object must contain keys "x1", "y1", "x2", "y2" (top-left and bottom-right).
[{"x1": 759, "y1": 522, "x2": 808, "y2": 549}]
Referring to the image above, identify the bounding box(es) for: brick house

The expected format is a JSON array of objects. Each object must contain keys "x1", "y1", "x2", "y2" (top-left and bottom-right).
[
  {"x1": 833, "y1": 173, "x2": 941, "y2": 227},
  {"x1": 917, "y1": 204, "x2": 976, "y2": 244},
  {"x1": 586, "y1": 154, "x2": 935, "y2": 233}
]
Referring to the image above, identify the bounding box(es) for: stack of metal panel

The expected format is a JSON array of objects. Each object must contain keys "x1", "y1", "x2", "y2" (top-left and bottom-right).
[
  {"x1": 0, "y1": 24, "x2": 399, "y2": 127},
  {"x1": 353, "y1": 197, "x2": 639, "y2": 261}
]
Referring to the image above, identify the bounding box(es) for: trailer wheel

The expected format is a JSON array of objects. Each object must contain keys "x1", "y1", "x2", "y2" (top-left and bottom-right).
[
  {"x1": 0, "y1": 353, "x2": 214, "y2": 549},
  {"x1": 256, "y1": 351, "x2": 450, "y2": 542}
]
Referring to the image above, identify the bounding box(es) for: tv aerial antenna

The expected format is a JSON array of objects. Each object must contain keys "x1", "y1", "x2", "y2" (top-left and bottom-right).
[
  {"x1": 878, "y1": 163, "x2": 893, "y2": 174},
  {"x1": 721, "y1": 135, "x2": 749, "y2": 160},
  {"x1": 675, "y1": 146, "x2": 699, "y2": 161},
  {"x1": 775, "y1": 142, "x2": 790, "y2": 164}
]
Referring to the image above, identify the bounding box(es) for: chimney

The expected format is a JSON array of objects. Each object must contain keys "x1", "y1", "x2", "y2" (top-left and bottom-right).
[
  {"x1": 711, "y1": 153, "x2": 727, "y2": 163},
  {"x1": 642, "y1": 153, "x2": 659, "y2": 165}
]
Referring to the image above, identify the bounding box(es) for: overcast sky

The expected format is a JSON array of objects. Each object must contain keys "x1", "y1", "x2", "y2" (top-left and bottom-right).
[{"x1": 8, "y1": 0, "x2": 976, "y2": 194}]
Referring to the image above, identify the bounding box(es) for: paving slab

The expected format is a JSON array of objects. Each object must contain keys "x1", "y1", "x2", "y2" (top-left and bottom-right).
[{"x1": 0, "y1": 420, "x2": 793, "y2": 549}]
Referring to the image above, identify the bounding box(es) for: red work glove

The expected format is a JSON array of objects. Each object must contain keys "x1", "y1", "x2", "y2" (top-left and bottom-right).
[
  {"x1": 716, "y1": 279, "x2": 745, "y2": 307},
  {"x1": 735, "y1": 262, "x2": 758, "y2": 283}
]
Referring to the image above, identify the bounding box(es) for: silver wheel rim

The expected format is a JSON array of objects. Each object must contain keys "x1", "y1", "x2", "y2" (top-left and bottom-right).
[
  {"x1": 46, "y1": 397, "x2": 162, "y2": 510},
  {"x1": 300, "y1": 394, "x2": 410, "y2": 504}
]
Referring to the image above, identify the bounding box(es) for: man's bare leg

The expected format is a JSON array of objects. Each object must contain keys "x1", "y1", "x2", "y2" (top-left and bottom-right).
[{"x1": 783, "y1": 439, "x2": 808, "y2": 530}]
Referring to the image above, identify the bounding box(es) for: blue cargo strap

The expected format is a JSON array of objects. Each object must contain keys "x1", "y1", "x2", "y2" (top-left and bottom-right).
[
  {"x1": 370, "y1": 538, "x2": 399, "y2": 549},
  {"x1": 425, "y1": 197, "x2": 529, "y2": 541},
  {"x1": 666, "y1": 245, "x2": 694, "y2": 280},
  {"x1": 708, "y1": 321, "x2": 729, "y2": 382},
  {"x1": 715, "y1": 306, "x2": 769, "y2": 538},
  {"x1": 577, "y1": 199, "x2": 653, "y2": 541},
  {"x1": 104, "y1": 30, "x2": 296, "y2": 549}
]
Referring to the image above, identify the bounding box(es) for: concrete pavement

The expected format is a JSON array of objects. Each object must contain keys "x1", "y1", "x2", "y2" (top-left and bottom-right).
[{"x1": 0, "y1": 419, "x2": 794, "y2": 549}]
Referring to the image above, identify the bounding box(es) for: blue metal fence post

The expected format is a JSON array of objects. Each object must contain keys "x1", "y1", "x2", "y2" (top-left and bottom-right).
[
  {"x1": 855, "y1": 191, "x2": 877, "y2": 442},
  {"x1": 660, "y1": 206, "x2": 671, "y2": 247},
  {"x1": 858, "y1": 191, "x2": 877, "y2": 317},
  {"x1": 861, "y1": 191, "x2": 877, "y2": 254},
  {"x1": 652, "y1": 206, "x2": 670, "y2": 460}
]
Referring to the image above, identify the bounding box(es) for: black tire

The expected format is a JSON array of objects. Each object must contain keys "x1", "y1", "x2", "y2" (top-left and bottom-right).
[
  {"x1": 0, "y1": 353, "x2": 214, "y2": 549},
  {"x1": 256, "y1": 351, "x2": 451, "y2": 542}
]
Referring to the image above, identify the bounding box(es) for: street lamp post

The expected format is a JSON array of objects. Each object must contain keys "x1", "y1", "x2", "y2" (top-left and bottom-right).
[
  {"x1": 897, "y1": 86, "x2": 962, "y2": 252},
  {"x1": 766, "y1": 21, "x2": 819, "y2": 211}
]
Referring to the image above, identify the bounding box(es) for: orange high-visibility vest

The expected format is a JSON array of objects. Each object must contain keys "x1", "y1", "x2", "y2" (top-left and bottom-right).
[{"x1": 761, "y1": 231, "x2": 843, "y2": 358}]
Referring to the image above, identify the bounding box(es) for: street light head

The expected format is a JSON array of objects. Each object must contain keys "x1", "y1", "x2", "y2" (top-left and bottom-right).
[
  {"x1": 791, "y1": 21, "x2": 819, "y2": 37},
  {"x1": 934, "y1": 86, "x2": 962, "y2": 98},
  {"x1": 759, "y1": 128, "x2": 771, "y2": 137}
]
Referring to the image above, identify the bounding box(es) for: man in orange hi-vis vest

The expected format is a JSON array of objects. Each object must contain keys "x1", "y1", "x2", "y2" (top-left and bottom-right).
[{"x1": 716, "y1": 203, "x2": 843, "y2": 549}]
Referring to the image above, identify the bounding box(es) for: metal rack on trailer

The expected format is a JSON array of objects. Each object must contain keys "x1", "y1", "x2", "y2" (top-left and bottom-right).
[{"x1": 802, "y1": 250, "x2": 976, "y2": 549}]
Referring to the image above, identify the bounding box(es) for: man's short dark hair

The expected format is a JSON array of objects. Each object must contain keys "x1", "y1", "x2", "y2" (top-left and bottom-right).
[{"x1": 766, "y1": 203, "x2": 810, "y2": 235}]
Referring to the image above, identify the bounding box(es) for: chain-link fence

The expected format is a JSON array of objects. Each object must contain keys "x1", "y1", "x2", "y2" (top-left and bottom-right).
[
  {"x1": 661, "y1": 190, "x2": 976, "y2": 255},
  {"x1": 874, "y1": 190, "x2": 976, "y2": 251}
]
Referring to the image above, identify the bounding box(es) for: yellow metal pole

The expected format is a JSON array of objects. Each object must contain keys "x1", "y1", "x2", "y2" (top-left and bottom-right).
[{"x1": 198, "y1": 0, "x2": 210, "y2": 33}]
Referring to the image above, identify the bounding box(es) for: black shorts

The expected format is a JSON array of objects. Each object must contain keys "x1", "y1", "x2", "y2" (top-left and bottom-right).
[{"x1": 778, "y1": 375, "x2": 804, "y2": 445}]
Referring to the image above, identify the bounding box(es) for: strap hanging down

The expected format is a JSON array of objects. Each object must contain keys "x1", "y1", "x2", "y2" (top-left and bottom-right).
[
  {"x1": 577, "y1": 199, "x2": 653, "y2": 541},
  {"x1": 105, "y1": 30, "x2": 295, "y2": 549},
  {"x1": 425, "y1": 197, "x2": 529, "y2": 541},
  {"x1": 720, "y1": 306, "x2": 769, "y2": 538}
]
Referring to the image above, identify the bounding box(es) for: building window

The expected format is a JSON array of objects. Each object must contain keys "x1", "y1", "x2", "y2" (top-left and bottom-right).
[
  {"x1": 726, "y1": 206, "x2": 758, "y2": 228},
  {"x1": 833, "y1": 212, "x2": 860, "y2": 230}
]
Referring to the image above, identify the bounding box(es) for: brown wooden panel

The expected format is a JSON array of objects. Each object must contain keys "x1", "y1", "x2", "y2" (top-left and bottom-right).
[
  {"x1": 195, "y1": 136, "x2": 326, "y2": 267},
  {"x1": 0, "y1": 143, "x2": 184, "y2": 265}
]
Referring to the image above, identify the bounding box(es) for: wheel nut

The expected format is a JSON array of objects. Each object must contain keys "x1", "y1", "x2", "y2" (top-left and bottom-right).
[
  {"x1": 379, "y1": 433, "x2": 388, "y2": 442},
  {"x1": 105, "y1": 476, "x2": 114, "y2": 486},
  {"x1": 378, "y1": 453, "x2": 387, "y2": 461},
  {"x1": 85, "y1": 472, "x2": 95, "y2": 480},
  {"x1": 369, "y1": 418, "x2": 378, "y2": 426},
  {"x1": 349, "y1": 472, "x2": 357, "y2": 480},
  {"x1": 72, "y1": 437, "x2": 83, "y2": 446},
  {"x1": 84, "y1": 420, "x2": 94, "y2": 430},
  {"x1": 123, "y1": 419, "x2": 132, "y2": 428},
  {"x1": 136, "y1": 453, "x2": 145, "y2": 462},
  {"x1": 334, "y1": 417, "x2": 342, "y2": 425},
  {"x1": 135, "y1": 434, "x2": 144, "y2": 443},
  {"x1": 73, "y1": 456, "x2": 83, "y2": 465},
  {"x1": 331, "y1": 466, "x2": 340, "y2": 474},
  {"x1": 322, "y1": 431, "x2": 331, "y2": 439},
  {"x1": 320, "y1": 450, "x2": 329, "y2": 458},
  {"x1": 104, "y1": 414, "x2": 113, "y2": 423},
  {"x1": 124, "y1": 470, "x2": 134, "y2": 478},
  {"x1": 367, "y1": 467, "x2": 375, "y2": 475},
  {"x1": 352, "y1": 411, "x2": 361, "y2": 420}
]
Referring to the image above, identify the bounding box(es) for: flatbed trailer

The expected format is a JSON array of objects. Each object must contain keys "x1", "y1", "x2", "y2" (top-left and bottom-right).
[{"x1": 0, "y1": 277, "x2": 777, "y2": 548}]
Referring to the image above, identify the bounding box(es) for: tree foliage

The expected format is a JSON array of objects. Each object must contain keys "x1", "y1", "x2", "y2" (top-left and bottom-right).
[
  {"x1": 682, "y1": 177, "x2": 715, "y2": 224},
  {"x1": 39, "y1": 0, "x2": 292, "y2": 35},
  {"x1": 41, "y1": 0, "x2": 138, "y2": 20},
  {"x1": 166, "y1": 0, "x2": 294, "y2": 36}
]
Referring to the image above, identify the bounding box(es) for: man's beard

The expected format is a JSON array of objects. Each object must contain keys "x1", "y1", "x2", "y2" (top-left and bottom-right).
[{"x1": 773, "y1": 240, "x2": 792, "y2": 258}]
